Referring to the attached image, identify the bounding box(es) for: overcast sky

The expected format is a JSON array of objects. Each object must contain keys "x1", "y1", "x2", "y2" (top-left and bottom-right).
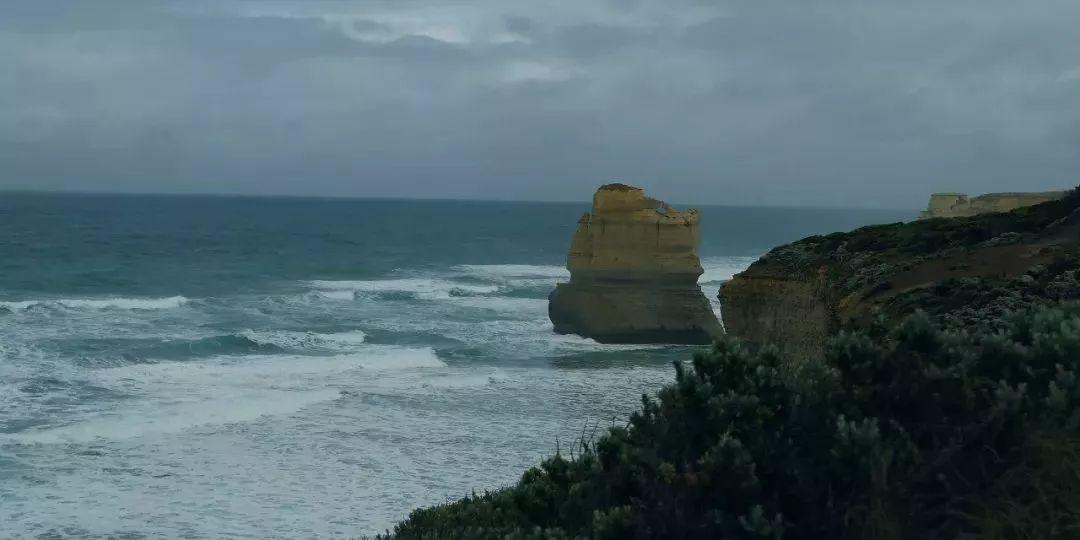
[{"x1": 1, "y1": 1, "x2": 1078, "y2": 207}]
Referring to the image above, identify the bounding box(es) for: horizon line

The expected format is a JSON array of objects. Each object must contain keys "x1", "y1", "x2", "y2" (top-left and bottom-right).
[{"x1": 0, "y1": 187, "x2": 922, "y2": 213}]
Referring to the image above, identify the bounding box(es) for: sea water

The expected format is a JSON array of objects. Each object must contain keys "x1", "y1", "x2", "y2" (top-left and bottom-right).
[{"x1": 0, "y1": 193, "x2": 912, "y2": 538}]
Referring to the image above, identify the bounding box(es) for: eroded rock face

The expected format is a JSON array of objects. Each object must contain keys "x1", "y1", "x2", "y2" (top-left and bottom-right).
[
  {"x1": 719, "y1": 265, "x2": 833, "y2": 360},
  {"x1": 549, "y1": 183, "x2": 722, "y2": 344}
]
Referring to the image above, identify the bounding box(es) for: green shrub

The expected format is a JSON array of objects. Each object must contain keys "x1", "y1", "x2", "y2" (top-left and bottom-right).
[{"x1": 386, "y1": 305, "x2": 1080, "y2": 539}]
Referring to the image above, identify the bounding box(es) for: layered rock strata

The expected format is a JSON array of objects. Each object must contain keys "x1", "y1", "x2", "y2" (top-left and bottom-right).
[{"x1": 549, "y1": 183, "x2": 722, "y2": 344}]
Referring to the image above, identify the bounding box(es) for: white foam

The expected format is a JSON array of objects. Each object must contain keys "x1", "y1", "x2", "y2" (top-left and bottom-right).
[
  {"x1": 698, "y1": 256, "x2": 759, "y2": 283},
  {"x1": 439, "y1": 318, "x2": 671, "y2": 356},
  {"x1": 550, "y1": 331, "x2": 669, "y2": 351},
  {"x1": 417, "y1": 368, "x2": 508, "y2": 390},
  {"x1": 307, "y1": 279, "x2": 499, "y2": 300},
  {"x1": 314, "y1": 290, "x2": 357, "y2": 301},
  {"x1": 240, "y1": 329, "x2": 368, "y2": 351},
  {"x1": 323, "y1": 330, "x2": 369, "y2": 345},
  {"x1": 352, "y1": 346, "x2": 446, "y2": 370},
  {"x1": 453, "y1": 264, "x2": 569, "y2": 279},
  {"x1": 451, "y1": 296, "x2": 548, "y2": 313},
  {"x1": 0, "y1": 296, "x2": 189, "y2": 311},
  {"x1": 6, "y1": 389, "x2": 340, "y2": 445},
  {"x1": 698, "y1": 256, "x2": 758, "y2": 318},
  {"x1": 2, "y1": 346, "x2": 445, "y2": 445}
]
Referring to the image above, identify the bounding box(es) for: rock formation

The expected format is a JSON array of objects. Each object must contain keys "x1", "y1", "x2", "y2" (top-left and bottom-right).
[
  {"x1": 722, "y1": 188, "x2": 1080, "y2": 359},
  {"x1": 549, "y1": 183, "x2": 722, "y2": 344},
  {"x1": 919, "y1": 191, "x2": 1066, "y2": 219}
]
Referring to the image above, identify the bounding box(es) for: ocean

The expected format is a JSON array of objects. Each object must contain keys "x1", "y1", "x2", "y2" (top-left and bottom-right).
[{"x1": 0, "y1": 192, "x2": 913, "y2": 538}]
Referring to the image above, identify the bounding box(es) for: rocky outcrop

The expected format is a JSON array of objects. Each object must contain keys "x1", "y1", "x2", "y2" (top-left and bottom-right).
[
  {"x1": 549, "y1": 183, "x2": 722, "y2": 344},
  {"x1": 722, "y1": 189, "x2": 1080, "y2": 359},
  {"x1": 920, "y1": 191, "x2": 1066, "y2": 219}
]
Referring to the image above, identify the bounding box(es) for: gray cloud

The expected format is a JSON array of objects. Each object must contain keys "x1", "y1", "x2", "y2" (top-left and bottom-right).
[{"x1": 1, "y1": 0, "x2": 1077, "y2": 207}]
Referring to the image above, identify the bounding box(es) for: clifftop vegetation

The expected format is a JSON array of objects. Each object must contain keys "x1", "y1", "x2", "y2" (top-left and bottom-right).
[
  {"x1": 383, "y1": 192, "x2": 1080, "y2": 539},
  {"x1": 386, "y1": 305, "x2": 1080, "y2": 539},
  {"x1": 737, "y1": 188, "x2": 1080, "y2": 335},
  {"x1": 760, "y1": 187, "x2": 1080, "y2": 280}
]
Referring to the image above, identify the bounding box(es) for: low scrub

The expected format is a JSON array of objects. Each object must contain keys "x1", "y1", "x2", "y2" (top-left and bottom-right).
[{"x1": 386, "y1": 305, "x2": 1080, "y2": 539}]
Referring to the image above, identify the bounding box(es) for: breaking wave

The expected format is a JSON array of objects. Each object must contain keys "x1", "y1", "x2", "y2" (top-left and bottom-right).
[
  {"x1": 0, "y1": 296, "x2": 190, "y2": 312},
  {"x1": 451, "y1": 264, "x2": 569, "y2": 280},
  {"x1": 238, "y1": 330, "x2": 368, "y2": 351},
  {"x1": 699, "y1": 256, "x2": 759, "y2": 283},
  {"x1": 307, "y1": 279, "x2": 500, "y2": 300},
  {"x1": 2, "y1": 346, "x2": 445, "y2": 445}
]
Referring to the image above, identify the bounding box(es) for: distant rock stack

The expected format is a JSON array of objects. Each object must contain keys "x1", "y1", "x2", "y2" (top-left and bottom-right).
[{"x1": 548, "y1": 183, "x2": 722, "y2": 344}]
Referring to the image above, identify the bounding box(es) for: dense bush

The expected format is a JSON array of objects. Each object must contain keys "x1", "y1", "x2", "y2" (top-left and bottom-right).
[{"x1": 386, "y1": 305, "x2": 1080, "y2": 539}]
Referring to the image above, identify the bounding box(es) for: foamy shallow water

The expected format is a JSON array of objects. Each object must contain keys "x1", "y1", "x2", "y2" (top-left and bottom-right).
[
  {"x1": 0, "y1": 262, "x2": 740, "y2": 537},
  {"x1": 0, "y1": 194, "x2": 913, "y2": 538}
]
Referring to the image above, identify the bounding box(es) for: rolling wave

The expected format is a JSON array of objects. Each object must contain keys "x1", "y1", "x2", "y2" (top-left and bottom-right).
[
  {"x1": 451, "y1": 264, "x2": 569, "y2": 280},
  {"x1": 307, "y1": 279, "x2": 500, "y2": 300},
  {"x1": 2, "y1": 346, "x2": 446, "y2": 445},
  {"x1": 0, "y1": 296, "x2": 189, "y2": 312},
  {"x1": 239, "y1": 329, "x2": 368, "y2": 350}
]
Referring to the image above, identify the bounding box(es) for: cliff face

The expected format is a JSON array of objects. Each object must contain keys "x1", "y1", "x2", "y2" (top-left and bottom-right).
[
  {"x1": 920, "y1": 191, "x2": 1066, "y2": 219},
  {"x1": 549, "y1": 184, "x2": 722, "y2": 344},
  {"x1": 719, "y1": 265, "x2": 833, "y2": 360},
  {"x1": 722, "y1": 189, "x2": 1080, "y2": 359}
]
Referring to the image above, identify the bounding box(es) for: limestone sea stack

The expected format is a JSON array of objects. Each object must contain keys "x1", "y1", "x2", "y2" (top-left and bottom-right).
[{"x1": 548, "y1": 183, "x2": 723, "y2": 344}]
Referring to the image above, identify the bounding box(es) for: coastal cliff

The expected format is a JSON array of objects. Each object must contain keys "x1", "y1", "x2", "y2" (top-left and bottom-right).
[
  {"x1": 919, "y1": 191, "x2": 1066, "y2": 219},
  {"x1": 392, "y1": 188, "x2": 1080, "y2": 540},
  {"x1": 722, "y1": 188, "x2": 1080, "y2": 358},
  {"x1": 549, "y1": 183, "x2": 722, "y2": 344}
]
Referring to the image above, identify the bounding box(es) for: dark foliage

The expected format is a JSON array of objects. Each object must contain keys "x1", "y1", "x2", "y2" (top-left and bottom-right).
[
  {"x1": 754, "y1": 187, "x2": 1080, "y2": 294},
  {"x1": 386, "y1": 306, "x2": 1080, "y2": 539},
  {"x1": 885, "y1": 248, "x2": 1080, "y2": 333}
]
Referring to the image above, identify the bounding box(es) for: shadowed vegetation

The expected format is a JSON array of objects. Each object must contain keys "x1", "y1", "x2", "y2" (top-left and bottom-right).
[{"x1": 385, "y1": 305, "x2": 1080, "y2": 539}]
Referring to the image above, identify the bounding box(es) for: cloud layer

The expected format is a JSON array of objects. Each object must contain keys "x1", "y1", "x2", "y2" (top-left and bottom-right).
[{"x1": 2, "y1": 0, "x2": 1078, "y2": 207}]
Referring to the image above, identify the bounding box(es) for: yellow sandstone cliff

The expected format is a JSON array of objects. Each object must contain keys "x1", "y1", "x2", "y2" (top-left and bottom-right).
[{"x1": 549, "y1": 183, "x2": 722, "y2": 344}]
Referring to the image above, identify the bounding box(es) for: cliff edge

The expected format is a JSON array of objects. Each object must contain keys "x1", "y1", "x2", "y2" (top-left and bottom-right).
[
  {"x1": 549, "y1": 183, "x2": 722, "y2": 344},
  {"x1": 722, "y1": 188, "x2": 1080, "y2": 359}
]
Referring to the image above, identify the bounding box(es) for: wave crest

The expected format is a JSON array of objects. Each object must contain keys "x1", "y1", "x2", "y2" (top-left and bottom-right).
[
  {"x1": 452, "y1": 264, "x2": 569, "y2": 280},
  {"x1": 307, "y1": 279, "x2": 499, "y2": 300},
  {"x1": 1, "y1": 346, "x2": 445, "y2": 445},
  {"x1": 239, "y1": 330, "x2": 368, "y2": 351},
  {"x1": 0, "y1": 296, "x2": 189, "y2": 312},
  {"x1": 699, "y1": 256, "x2": 759, "y2": 283}
]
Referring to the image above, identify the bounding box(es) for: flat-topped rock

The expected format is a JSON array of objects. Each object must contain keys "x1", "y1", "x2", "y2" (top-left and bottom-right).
[
  {"x1": 919, "y1": 191, "x2": 1066, "y2": 219},
  {"x1": 549, "y1": 184, "x2": 722, "y2": 344}
]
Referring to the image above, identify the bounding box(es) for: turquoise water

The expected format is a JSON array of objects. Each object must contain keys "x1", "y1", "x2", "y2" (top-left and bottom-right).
[{"x1": 0, "y1": 193, "x2": 912, "y2": 538}]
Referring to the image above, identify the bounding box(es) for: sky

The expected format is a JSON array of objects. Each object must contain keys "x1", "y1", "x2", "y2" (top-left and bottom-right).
[{"x1": 1, "y1": 0, "x2": 1078, "y2": 208}]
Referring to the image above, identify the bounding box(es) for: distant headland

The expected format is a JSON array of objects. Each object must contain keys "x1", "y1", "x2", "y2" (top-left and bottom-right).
[{"x1": 919, "y1": 190, "x2": 1066, "y2": 219}]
